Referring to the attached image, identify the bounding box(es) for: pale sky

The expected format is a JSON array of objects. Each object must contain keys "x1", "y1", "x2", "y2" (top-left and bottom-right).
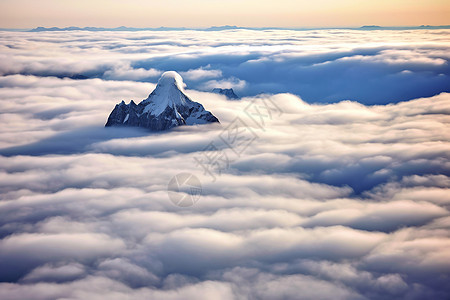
[{"x1": 1, "y1": 0, "x2": 449, "y2": 28}]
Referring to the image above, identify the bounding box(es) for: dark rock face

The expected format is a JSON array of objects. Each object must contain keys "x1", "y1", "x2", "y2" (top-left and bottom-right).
[
  {"x1": 105, "y1": 71, "x2": 219, "y2": 131},
  {"x1": 212, "y1": 88, "x2": 239, "y2": 100}
]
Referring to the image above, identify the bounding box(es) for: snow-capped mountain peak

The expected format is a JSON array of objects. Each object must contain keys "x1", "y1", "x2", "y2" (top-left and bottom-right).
[
  {"x1": 142, "y1": 71, "x2": 191, "y2": 116},
  {"x1": 157, "y1": 71, "x2": 186, "y2": 91},
  {"x1": 105, "y1": 71, "x2": 219, "y2": 131}
]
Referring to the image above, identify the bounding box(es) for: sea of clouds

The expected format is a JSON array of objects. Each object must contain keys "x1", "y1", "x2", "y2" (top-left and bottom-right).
[{"x1": 0, "y1": 29, "x2": 449, "y2": 299}]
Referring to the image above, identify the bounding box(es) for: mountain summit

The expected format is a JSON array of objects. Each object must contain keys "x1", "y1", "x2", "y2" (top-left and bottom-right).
[
  {"x1": 105, "y1": 71, "x2": 219, "y2": 131},
  {"x1": 212, "y1": 88, "x2": 239, "y2": 100}
]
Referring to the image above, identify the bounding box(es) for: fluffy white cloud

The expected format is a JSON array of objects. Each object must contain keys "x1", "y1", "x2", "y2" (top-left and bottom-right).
[
  {"x1": 180, "y1": 66, "x2": 222, "y2": 81},
  {"x1": 1, "y1": 29, "x2": 449, "y2": 104}
]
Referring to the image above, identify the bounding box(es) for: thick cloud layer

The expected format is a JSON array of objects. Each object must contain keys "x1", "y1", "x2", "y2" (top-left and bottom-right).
[
  {"x1": 0, "y1": 29, "x2": 449, "y2": 299},
  {"x1": 0, "y1": 29, "x2": 449, "y2": 104}
]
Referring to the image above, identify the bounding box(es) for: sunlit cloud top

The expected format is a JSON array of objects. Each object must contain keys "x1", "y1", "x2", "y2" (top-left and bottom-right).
[{"x1": 1, "y1": 0, "x2": 449, "y2": 28}]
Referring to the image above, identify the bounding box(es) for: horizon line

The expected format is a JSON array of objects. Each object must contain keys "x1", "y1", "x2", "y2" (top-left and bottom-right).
[{"x1": 1, "y1": 24, "x2": 450, "y2": 32}]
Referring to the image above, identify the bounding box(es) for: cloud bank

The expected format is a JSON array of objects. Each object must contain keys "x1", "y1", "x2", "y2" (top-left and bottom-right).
[
  {"x1": 0, "y1": 29, "x2": 449, "y2": 299},
  {"x1": 0, "y1": 29, "x2": 449, "y2": 104}
]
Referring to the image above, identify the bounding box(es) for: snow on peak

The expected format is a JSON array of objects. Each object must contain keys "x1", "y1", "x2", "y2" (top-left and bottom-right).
[
  {"x1": 142, "y1": 71, "x2": 192, "y2": 116},
  {"x1": 157, "y1": 71, "x2": 186, "y2": 91}
]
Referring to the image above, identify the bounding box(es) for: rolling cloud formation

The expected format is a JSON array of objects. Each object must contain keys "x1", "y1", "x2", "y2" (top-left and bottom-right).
[{"x1": 0, "y1": 29, "x2": 449, "y2": 299}]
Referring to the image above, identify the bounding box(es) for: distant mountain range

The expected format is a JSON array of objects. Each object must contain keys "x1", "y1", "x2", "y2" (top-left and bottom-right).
[
  {"x1": 23, "y1": 25, "x2": 450, "y2": 32},
  {"x1": 29, "y1": 25, "x2": 249, "y2": 32}
]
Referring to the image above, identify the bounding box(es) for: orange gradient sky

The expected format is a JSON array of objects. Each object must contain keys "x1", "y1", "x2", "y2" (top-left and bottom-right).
[{"x1": 1, "y1": 0, "x2": 449, "y2": 28}]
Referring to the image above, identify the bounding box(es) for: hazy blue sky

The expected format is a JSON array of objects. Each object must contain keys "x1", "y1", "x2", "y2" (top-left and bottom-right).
[{"x1": 1, "y1": 0, "x2": 449, "y2": 28}]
